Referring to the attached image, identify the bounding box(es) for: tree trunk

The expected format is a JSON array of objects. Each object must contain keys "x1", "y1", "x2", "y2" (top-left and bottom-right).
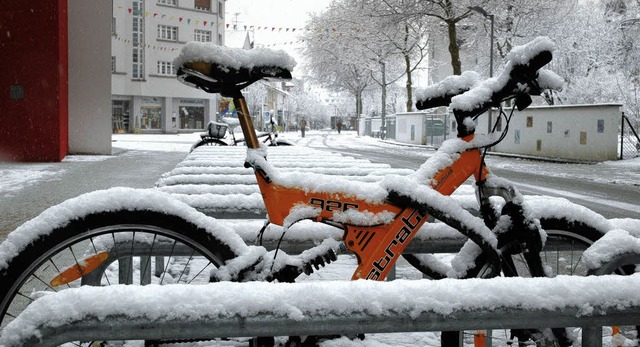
[
  {"x1": 355, "y1": 90, "x2": 362, "y2": 133},
  {"x1": 405, "y1": 52, "x2": 413, "y2": 112},
  {"x1": 404, "y1": 24, "x2": 413, "y2": 112},
  {"x1": 447, "y1": 19, "x2": 462, "y2": 75}
]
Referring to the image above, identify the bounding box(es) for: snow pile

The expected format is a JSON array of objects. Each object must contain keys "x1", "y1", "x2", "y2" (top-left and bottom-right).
[
  {"x1": 415, "y1": 71, "x2": 481, "y2": 107},
  {"x1": 505, "y1": 36, "x2": 556, "y2": 66},
  {"x1": 245, "y1": 147, "x2": 390, "y2": 205},
  {"x1": 4, "y1": 274, "x2": 640, "y2": 346},
  {"x1": 0, "y1": 187, "x2": 248, "y2": 272},
  {"x1": 174, "y1": 42, "x2": 296, "y2": 72},
  {"x1": 583, "y1": 229, "x2": 640, "y2": 270}
]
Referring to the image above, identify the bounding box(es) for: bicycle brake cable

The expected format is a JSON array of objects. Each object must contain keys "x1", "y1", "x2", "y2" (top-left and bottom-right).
[
  {"x1": 476, "y1": 105, "x2": 515, "y2": 210},
  {"x1": 256, "y1": 221, "x2": 270, "y2": 246},
  {"x1": 269, "y1": 227, "x2": 289, "y2": 273}
]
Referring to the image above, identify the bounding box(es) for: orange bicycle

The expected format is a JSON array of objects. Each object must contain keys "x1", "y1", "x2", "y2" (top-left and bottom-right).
[
  {"x1": 1, "y1": 37, "x2": 629, "y2": 346},
  {"x1": 173, "y1": 37, "x2": 573, "y2": 345}
]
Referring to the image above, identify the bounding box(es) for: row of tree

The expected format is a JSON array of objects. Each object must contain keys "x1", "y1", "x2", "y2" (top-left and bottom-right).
[{"x1": 297, "y1": 0, "x2": 640, "y2": 130}]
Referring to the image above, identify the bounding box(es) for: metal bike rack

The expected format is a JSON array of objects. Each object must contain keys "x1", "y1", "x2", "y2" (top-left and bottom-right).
[{"x1": 4, "y1": 274, "x2": 640, "y2": 347}]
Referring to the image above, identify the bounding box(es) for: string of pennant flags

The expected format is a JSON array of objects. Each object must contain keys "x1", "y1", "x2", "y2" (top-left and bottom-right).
[{"x1": 112, "y1": 5, "x2": 352, "y2": 49}]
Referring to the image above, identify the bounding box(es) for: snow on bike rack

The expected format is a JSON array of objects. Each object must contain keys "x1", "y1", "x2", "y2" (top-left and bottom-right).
[{"x1": 3, "y1": 273, "x2": 640, "y2": 347}]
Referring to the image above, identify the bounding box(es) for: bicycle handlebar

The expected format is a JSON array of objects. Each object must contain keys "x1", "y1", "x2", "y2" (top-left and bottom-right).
[{"x1": 416, "y1": 37, "x2": 560, "y2": 137}]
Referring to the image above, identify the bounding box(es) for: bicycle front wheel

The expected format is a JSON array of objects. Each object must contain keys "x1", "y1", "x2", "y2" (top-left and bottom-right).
[
  {"x1": 0, "y1": 209, "x2": 239, "y2": 331},
  {"x1": 471, "y1": 216, "x2": 628, "y2": 346}
]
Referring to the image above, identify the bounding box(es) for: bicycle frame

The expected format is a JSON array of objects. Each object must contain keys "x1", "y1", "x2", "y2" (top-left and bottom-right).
[{"x1": 232, "y1": 92, "x2": 490, "y2": 281}]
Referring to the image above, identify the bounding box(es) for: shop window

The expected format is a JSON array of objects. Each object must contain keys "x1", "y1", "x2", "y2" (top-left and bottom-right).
[
  {"x1": 526, "y1": 116, "x2": 533, "y2": 128},
  {"x1": 180, "y1": 106, "x2": 205, "y2": 129},
  {"x1": 112, "y1": 100, "x2": 131, "y2": 133},
  {"x1": 141, "y1": 106, "x2": 162, "y2": 129},
  {"x1": 597, "y1": 119, "x2": 605, "y2": 133}
]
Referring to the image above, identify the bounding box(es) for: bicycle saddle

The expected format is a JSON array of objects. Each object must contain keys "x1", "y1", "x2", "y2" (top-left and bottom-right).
[{"x1": 175, "y1": 42, "x2": 296, "y2": 96}]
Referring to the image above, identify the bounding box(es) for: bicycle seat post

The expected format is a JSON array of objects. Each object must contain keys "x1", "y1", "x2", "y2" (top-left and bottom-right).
[{"x1": 230, "y1": 90, "x2": 260, "y2": 149}]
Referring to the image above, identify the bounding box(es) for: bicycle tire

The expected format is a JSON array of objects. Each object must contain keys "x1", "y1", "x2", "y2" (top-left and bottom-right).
[
  {"x1": 469, "y1": 216, "x2": 632, "y2": 346},
  {"x1": 0, "y1": 209, "x2": 239, "y2": 332},
  {"x1": 190, "y1": 138, "x2": 228, "y2": 151}
]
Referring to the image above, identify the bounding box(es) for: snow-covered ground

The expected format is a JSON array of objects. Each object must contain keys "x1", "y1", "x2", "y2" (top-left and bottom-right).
[
  {"x1": 1, "y1": 130, "x2": 639, "y2": 198},
  {"x1": 1, "y1": 130, "x2": 640, "y2": 346}
]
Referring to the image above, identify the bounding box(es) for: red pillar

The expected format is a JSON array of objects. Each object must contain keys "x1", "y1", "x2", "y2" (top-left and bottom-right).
[{"x1": 0, "y1": 0, "x2": 69, "y2": 162}]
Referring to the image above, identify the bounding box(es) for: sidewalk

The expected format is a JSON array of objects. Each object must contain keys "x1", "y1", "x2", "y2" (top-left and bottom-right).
[{"x1": 0, "y1": 145, "x2": 189, "y2": 241}]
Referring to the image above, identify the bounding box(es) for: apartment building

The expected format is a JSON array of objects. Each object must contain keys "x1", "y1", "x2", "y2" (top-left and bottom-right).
[{"x1": 111, "y1": 0, "x2": 226, "y2": 133}]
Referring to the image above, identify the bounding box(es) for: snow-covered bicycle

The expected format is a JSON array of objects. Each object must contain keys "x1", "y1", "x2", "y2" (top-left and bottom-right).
[
  {"x1": 0, "y1": 37, "x2": 637, "y2": 347},
  {"x1": 190, "y1": 117, "x2": 294, "y2": 151}
]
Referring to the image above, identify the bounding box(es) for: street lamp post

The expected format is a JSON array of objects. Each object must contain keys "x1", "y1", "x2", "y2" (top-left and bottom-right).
[{"x1": 469, "y1": 6, "x2": 494, "y2": 134}]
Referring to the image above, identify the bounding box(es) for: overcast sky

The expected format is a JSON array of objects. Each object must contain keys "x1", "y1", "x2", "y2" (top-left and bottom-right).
[{"x1": 224, "y1": 0, "x2": 332, "y2": 69}]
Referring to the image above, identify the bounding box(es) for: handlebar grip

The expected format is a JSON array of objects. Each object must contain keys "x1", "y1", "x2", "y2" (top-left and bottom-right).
[
  {"x1": 416, "y1": 94, "x2": 456, "y2": 110},
  {"x1": 415, "y1": 71, "x2": 481, "y2": 111}
]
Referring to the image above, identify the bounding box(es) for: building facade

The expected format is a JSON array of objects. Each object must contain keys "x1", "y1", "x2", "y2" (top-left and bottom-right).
[{"x1": 111, "y1": 0, "x2": 226, "y2": 134}]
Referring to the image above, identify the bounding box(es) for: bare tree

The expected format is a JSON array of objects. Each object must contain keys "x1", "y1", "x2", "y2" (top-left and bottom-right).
[{"x1": 300, "y1": 2, "x2": 375, "y2": 120}]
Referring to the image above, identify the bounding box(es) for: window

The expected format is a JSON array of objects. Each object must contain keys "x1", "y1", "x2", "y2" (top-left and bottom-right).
[
  {"x1": 132, "y1": 1, "x2": 145, "y2": 80},
  {"x1": 158, "y1": 0, "x2": 177, "y2": 5},
  {"x1": 218, "y1": 33, "x2": 223, "y2": 45},
  {"x1": 141, "y1": 106, "x2": 162, "y2": 129},
  {"x1": 597, "y1": 119, "x2": 605, "y2": 133},
  {"x1": 112, "y1": 17, "x2": 116, "y2": 34},
  {"x1": 194, "y1": 29, "x2": 211, "y2": 42},
  {"x1": 526, "y1": 116, "x2": 533, "y2": 128},
  {"x1": 158, "y1": 25, "x2": 178, "y2": 41},
  {"x1": 547, "y1": 121, "x2": 552, "y2": 134},
  {"x1": 514, "y1": 130, "x2": 520, "y2": 144},
  {"x1": 218, "y1": 1, "x2": 224, "y2": 18},
  {"x1": 536, "y1": 139, "x2": 542, "y2": 151},
  {"x1": 111, "y1": 56, "x2": 116, "y2": 73},
  {"x1": 495, "y1": 116, "x2": 502, "y2": 132},
  {"x1": 195, "y1": 0, "x2": 211, "y2": 11},
  {"x1": 157, "y1": 61, "x2": 176, "y2": 75}
]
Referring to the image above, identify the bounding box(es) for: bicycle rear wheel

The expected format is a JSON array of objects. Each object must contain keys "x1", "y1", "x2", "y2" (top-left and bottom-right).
[
  {"x1": 190, "y1": 138, "x2": 228, "y2": 151},
  {"x1": 0, "y1": 209, "x2": 239, "y2": 333}
]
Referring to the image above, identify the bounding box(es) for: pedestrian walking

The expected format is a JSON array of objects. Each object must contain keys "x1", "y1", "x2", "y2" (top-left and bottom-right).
[
  {"x1": 336, "y1": 118, "x2": 343, "y2": 134},
  {"x1": 299, "y1": 117, "x2": 307, "y2": 138}
]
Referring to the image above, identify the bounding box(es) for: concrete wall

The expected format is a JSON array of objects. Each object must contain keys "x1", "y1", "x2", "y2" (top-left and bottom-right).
[
  {"x1": 490, "y1": 104, "x2": 621, "y2": 162},
  {"x1": 68, "y1": 0, "x2": 112, "y2": 155},
  {"x1": 395, "y1": 113, "x2": 425, "y2": 144},
  {"x1": 393, "y1": 104, "x2": 622, "y2": 162}
]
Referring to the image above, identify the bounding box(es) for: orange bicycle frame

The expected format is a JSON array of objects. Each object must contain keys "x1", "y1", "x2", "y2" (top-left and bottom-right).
[{"x1": 234, "y1": 94, "x2": 489, "y2": 281}]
